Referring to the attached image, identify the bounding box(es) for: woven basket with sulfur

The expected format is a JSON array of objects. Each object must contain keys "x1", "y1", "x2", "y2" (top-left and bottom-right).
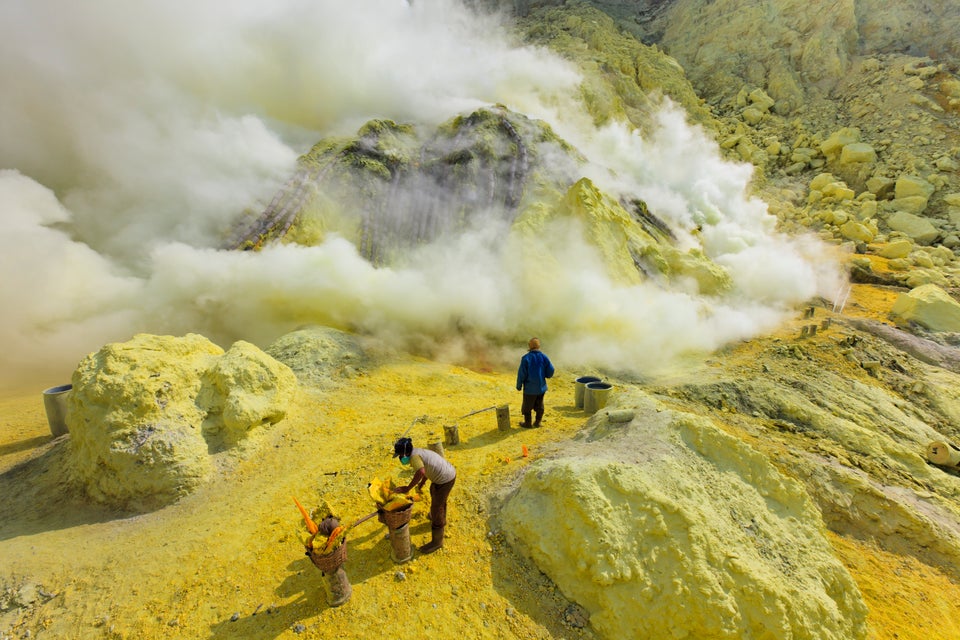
[
  {"x1": 309, "y1": 537, "x2": 347, "y2": 574},
  {"x1": 381, "y1": 504, "x2": 413, "y2": 529}
]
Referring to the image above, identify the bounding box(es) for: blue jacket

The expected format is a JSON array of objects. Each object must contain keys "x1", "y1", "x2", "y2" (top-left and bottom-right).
[{"x1": 516, "y1": 350, "x2": 555, "y2": 395}]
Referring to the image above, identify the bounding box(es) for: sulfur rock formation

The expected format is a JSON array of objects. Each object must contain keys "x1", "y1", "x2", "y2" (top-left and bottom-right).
[
  {"x1": 500, "y1": 393, "x2": 869, "y2": 639},
  {"x1": 890, "y1": 283, "x2": 960, "y2": 332},
  {"x1": 67, "y1": 333, "x2": 297, "y2": 510},
  {"x1": 197, "y1": 340, "x2": 299, "y2": 450},
  {"x1": 227, "y1": 103, "x2": 738, "y2": 309},
  {"x1": 264, "y1": 326, "x2": 369, "y2": 391},
  {"x1": 224, "y1": 106, "x2": 585, "y2": 261}
]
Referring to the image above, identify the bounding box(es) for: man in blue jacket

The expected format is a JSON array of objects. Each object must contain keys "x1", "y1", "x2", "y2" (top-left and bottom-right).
[{"x1": 516, "y1": 337, "x2": 555, "y2": 428}]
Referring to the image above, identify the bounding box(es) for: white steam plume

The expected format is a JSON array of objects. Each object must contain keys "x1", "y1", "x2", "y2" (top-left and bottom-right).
[{"x1": 0, "y1": 0, "x2": 841, "y2": 389}]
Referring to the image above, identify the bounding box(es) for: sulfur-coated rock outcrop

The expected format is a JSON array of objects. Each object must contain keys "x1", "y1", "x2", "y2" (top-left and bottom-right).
[
  {"x1": 265, "y1": 326, "x2": 368, "y2": 391},
  {"x1": 230, "y1": 103, "x2": 741, "y2": 300},
  {"x1": 510, "y1": 177, "x2": 732, "y2": 294},
  {"x1": 890, "y1": 283, "x2": 960, "y2": 332},
  {"x1": 500, "y1": 394, "x2": 869, "y2": 639},
  {"x1": 67, "y1": 333, "x2": 297, "y2": 510},
  {"x1": 197, "y1": 340, "x2": 298, "y2": 450}
]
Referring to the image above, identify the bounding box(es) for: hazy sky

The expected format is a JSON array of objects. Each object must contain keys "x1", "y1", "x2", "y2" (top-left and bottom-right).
[{"x1": 0, "y1": 0, "x2": 843, "y2": 387}]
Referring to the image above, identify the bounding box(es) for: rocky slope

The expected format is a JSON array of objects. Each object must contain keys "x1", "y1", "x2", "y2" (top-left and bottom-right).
[{"x1": 3, "y1": 1, "x2": 960, "y2": 640}]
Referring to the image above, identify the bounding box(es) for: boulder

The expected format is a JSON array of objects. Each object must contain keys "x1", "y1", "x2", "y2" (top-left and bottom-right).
[
  {"x1": 890, "y1": 284, "x2": 960, "y2": 332},
  {"x1": 888, "y1": 258, "x2": 911, "y2": 271},
  {"x1": 266, "y1": 326, "x2": 368, "y2": 390},
  {"x1": 906, "y1": 77, "x2": 926, "y2": 91},
  {"x1": 942, "y1": 78, "x2": 960, "y2": 98},
  {"x1": 886, "y1": 211, "x2": 939, "y2": 245},
  {"x1": 876, "y1": 239, "x2": 914, "y2": 259},
  {"x1": 858, "y1": 199, "x2": 878, "y2": 220},
  {"x1": 748, "y1": 87, "x2": 776, "y2": 112},
  {"x1": 820, "y1": 127, "x2": 861, "y2": 162},
  {"x1": 68, "y1": 334, "x2": 222, "y2": 509},
  {"x1": 893, "y1": 176, "x2": 933, "y2": 204},
  {"x1": 839, "y1": 143, "x2": 876, "y2": 165},
  {"x1": 501, "y1": 399, "x2": 868, "y2": 640},
  {"x1": 817, "y1": 210, "x2": 843, "y2": 226},
  {"x1": 912, "y1": 252, "x2": 935, "y2": 269},
  {"x1": 840, "y1": 221, "x2": 874, "y2": 243},
  {"x1": 934, "y1": 156, "x2": 959, "y2": 172},
  {"x1": 792, "y1": 148, "x2": 818, "y2": 164},
  {"x1": 866, "y1": 176, "x2": 896, "y2": 200},
  {"x1": 822, "y1": 182, "x2": 855, "y2": 201},
  {"x1": 67, "y1": 333, "x2": 298, "y2": 509},
  {"x1": 892, "y1": 175, "x2": 935, "y2": 213},
  {"x1": 904, "y1": 268, "x2": 949, "y2": 289},
  {"x1": 809, "y1": 173, "x2": 839, "y2": 191},
  {"x1": 784, "y1": 161, "x2": 807, "y2": 176},
  {"x1": 889, "y1": 195, "x2": 931, "y2": 215},
  {"x1": 198, "y1": 340, "x2": 298, "y2": 448},
  {"x1": 741, "y1": 106, "x2": 765, "y2": 125}
]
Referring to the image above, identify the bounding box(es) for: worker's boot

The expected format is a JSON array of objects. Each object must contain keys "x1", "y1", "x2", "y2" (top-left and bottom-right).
[
  {"x1": 534, "y1": 410, "x2": 544, "y2": 428},
  {"x1": 520, "y1": 411, "x2": 533, "y2": 428},
  {"x1": 419, "y1": 526, "x2": 444, "y2": 553}
]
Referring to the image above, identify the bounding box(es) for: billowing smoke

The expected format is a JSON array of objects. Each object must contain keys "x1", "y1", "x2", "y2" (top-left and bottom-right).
[{"x1": 0, "y1": 0, "x2": 842, "y2": 388}]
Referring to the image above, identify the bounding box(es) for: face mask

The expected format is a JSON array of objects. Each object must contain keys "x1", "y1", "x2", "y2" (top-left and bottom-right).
[{"x1": 400, "y1": 456, "x2": 410, "y2": 465}]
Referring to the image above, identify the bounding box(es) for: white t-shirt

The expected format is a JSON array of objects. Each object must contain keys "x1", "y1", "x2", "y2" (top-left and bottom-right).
[{"x1": 410, "y1": 447, "x2": 456, "y2": 484}]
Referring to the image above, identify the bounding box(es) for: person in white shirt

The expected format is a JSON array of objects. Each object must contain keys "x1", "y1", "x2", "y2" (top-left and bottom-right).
[{"x1": 394, "y1": 437, "x2": 457, "y2": 553}]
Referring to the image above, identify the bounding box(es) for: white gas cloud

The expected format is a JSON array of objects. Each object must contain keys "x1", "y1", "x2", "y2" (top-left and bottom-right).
[{"x1": 0, "y1": 0, "x2": 841, "y2": 388}]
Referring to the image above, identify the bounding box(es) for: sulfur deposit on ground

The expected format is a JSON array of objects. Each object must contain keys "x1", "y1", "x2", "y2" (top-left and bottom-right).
[
  {"x1": 500, "y1": 399, "x2": 868, "y2": 639},
  {"x1": 4, "y1": 301, "x2": 960, "y2": 639},
  {"x1": 4, "y1": 1, "x2": 960, "y2": 639},
  {"x1": 68, "y1": 333, "x2": 298, "y2": 510}
]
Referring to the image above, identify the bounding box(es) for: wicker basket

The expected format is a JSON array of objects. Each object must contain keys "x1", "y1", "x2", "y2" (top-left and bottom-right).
[
  {"x1": 309, "y1": 538, "x2": 347, "y2": 574},
  {"x1": 382, "y1": 504, "x2": 413, "y2": 530}
]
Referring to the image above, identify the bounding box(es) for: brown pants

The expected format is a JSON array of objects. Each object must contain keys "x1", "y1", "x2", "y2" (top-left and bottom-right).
[{"x1": 429, "y1": 476, "x2": 456, "y2": 528}]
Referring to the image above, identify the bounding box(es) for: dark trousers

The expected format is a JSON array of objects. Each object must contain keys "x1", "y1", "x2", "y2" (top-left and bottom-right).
[
  {"x1": 521, "y1": 393, "x2": 545, "y2": 419},
  {"x1": 430, "y1": 476, "x2": 456, "y2": 528}
]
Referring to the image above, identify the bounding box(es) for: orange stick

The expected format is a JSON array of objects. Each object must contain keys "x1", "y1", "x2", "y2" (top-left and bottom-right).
[
  {"x1": 293, "y1": 496, "x2": 319, "y2": 535},
  {"x1": 323, "y1": 526, "x2": 345, "y2": 553},
  {"x1": 521, "y1": 445, "x2": 529, "y2": 458}
]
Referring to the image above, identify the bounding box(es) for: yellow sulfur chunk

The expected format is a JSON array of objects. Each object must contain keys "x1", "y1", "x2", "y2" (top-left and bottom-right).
[{"x1": 382, "y1": 495, "x2": 411, "y2": 511}]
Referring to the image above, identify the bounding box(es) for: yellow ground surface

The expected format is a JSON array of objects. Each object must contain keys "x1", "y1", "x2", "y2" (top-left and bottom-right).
[
  {"x1": 1, "y1": 362, "x2": 596, "y2": 639},
  {"x1": 830, "y1": 533, "x2": 960, "y2": 640},
  {"x1": 2, "y1": 346, "x2": 960, "y2": 638}
]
